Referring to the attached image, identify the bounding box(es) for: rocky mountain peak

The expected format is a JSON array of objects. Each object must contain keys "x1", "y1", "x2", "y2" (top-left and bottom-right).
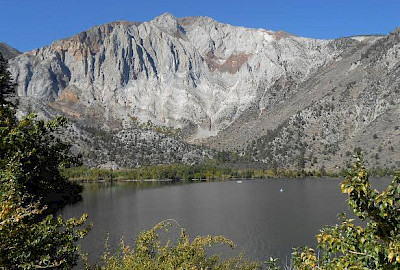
[
  {"x1": 178, "y1": 16, "x2": 218, "y2": 27},
  {"x1": 151, "y1": 13, "x2": 183, "y2": 35},
  {"x1": 153, "y1": 12, "x2": 177, "y2": 24}
]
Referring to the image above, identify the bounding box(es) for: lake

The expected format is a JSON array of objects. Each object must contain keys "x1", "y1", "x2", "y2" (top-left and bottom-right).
[{"x1": 61, "y1": 177, "x2": 392, "y2": 267}]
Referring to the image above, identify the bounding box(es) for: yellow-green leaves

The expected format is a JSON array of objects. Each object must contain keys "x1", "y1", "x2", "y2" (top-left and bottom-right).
[
  {"x1": 98, "y1": 220, "x2": 261, "y2": 270},
  {"x1": 293, "y1": 155, "x2": 400, "y2": 269},
  {"x1": 0, "y1": 193, "x2": 91, "y2": 269}
]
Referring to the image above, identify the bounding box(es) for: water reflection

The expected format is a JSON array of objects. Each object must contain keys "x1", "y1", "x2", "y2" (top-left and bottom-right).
[{"x1": 61, "y1": 177, "x2": 393, "y2": 266}]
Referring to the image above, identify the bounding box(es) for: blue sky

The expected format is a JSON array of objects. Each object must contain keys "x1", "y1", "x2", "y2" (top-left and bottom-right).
[{"x1": 2, "y1": 0, "x2": 400, "y2": 52}]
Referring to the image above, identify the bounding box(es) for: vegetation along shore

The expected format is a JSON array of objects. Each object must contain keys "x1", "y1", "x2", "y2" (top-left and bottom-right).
[{"x1": 62, "y1": 162, "x2": 400, "y2": 182}]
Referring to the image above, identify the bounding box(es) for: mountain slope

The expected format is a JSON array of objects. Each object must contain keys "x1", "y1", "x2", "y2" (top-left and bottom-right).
[
  {"x1": 16, "y1": 97, "x2": 213, "y2": 168},
  {"x1": 242, "y1": 29, "x2": 400, "y2": 170},
  {"x1": 0, "y1": 42, "x2": 21, "y2": 60},
  {"x1": 8, "y1": 14, "x2": 400, "y2": 170}
]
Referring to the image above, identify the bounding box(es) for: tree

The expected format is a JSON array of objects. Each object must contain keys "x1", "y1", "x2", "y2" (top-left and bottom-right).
[
  {"x1": 0, "y1": 53, "x2": 82, "y2": 208},
  {"x1": 0, "y1": 52, "x2": 15, "y2": 106},
  {"x1": 293, "y1": 154, "x2": 400, "y2": 269},
  {"x1": 1, "y1": 114, "x2": 83, "y2": 208},
  {"x1": 0, "y1": 193, "x2": 90, "y2": 269},
  {"x1": 0, "y1": 52, "x2": 90, "y2": 269}
]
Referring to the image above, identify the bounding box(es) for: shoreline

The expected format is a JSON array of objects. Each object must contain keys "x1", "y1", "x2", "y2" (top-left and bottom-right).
[
  {"x1": 64, "y1": 164, "x2": 399, "y2": 183},
  {"x1": 69, "y1": 175, "x2": 346, "y2": 183}
]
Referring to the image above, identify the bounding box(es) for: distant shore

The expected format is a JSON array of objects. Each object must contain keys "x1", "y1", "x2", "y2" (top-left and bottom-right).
[{"x1": 63, "y1": 163, "x2": 399, "y2": 183}]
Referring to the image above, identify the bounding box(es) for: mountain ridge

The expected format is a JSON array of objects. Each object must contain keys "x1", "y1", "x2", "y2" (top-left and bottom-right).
[
  {"x1": 9, "y1": 13, "x2": 352, "y2": 132},
  {"x1": 8, "y1": 14, "x2": 400, "y2": 170}
]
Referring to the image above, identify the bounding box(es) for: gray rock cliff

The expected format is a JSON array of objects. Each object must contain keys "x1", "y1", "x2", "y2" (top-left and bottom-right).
[{"x1": 10, "y1": 13, "x2": 350, "y2": 137}]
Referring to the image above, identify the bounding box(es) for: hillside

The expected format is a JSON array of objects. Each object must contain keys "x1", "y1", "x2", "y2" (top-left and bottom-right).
[
  {"x1": 213, "y1": 29, "x2": 400, "y2": 170},
  {"x1": 0, "y1": 42, "x2": 21, "y2": 60}
]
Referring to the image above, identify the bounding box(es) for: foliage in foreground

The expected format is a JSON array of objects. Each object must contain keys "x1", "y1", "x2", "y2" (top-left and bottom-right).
[
  {"x1": 0, "y1": 193, "x2": 90, "y2": 269},
  {"x1": 292, "y1": 155, "x2": 400, "y2": 269},
  {"x1": 1, "y1": 114, "x2": 83, "y2": 206},
  {"x1": 89, "y1": 220, "x2": 264, "y2": 270},
  {"x1": 0, "y1": 52, "x2": 90, "y2": 269},
  {"x1": 1, "y1": 51, "x2": 82, "y2": 207}
]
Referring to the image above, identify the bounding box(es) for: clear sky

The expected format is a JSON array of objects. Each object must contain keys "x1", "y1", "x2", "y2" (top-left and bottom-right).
[{"x1": 2, "y1": 0, "x2": 400, "y2": 52}]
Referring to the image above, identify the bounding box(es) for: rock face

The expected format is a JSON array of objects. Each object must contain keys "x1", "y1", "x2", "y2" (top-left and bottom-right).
[
  {"x1": 8, "y1": 14, "x2": 400, "y2": 169},
  {"x1": 0, "y1": 42, "x2": 21, "y2": 60},
  {"x1": 10, "y1": 13, "x2": 348, "y2": 136}
]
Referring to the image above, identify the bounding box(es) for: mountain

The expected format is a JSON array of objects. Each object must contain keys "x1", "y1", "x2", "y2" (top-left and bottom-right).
[
  {"x1": 8, "y1": 14, "x2": 400, "y2": 170},
  {"x1": 0, "y1": 42, "x2": 21, "y2": 60},
  {"x1": 241, "y1": 29, "x2": 400, "y2": 171},
  {"x1": 9, "y1": 13, "x2": 350, "y2": 135}
]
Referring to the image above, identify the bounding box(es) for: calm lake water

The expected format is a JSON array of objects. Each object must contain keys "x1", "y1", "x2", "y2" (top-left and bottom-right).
[{"x1": 61, "y1": 178, "x2": 392, "y2": 266}]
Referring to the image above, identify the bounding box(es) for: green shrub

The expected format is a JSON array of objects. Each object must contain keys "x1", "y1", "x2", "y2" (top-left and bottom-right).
[
  {"x1": 0, "y1": 193, "x2": 90, "y2": 269},
  {"x1": 91, "y1": 220, "x2": 263, "y2": 270},
  {"x1": 293, "y1": 155, "x2": 400, "y2": 269}
]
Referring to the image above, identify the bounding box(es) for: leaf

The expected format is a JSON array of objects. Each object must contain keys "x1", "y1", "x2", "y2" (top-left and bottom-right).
[{"x1": 388, "y1": 253, "x2": 395, "y2": 262}]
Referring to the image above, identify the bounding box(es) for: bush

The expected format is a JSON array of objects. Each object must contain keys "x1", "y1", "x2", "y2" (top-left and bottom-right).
[
  {"x1": 91, "y1": 220, "x2": 263, "y2": 270},
  {"x1": 293, "y1": 155, "x2": 400, "y2": 269},
  {"x1": 0, "y1": 193, "x2": 90, "y2": 269}
]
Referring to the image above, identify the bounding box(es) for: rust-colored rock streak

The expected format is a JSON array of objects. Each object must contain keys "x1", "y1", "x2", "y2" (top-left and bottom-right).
[
  {"x1": 205, "y1": 51, "x2": 251, "y2": 74},
  {"x1": 57, "y1": 88, "x2": 79, "y2": 103}
]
